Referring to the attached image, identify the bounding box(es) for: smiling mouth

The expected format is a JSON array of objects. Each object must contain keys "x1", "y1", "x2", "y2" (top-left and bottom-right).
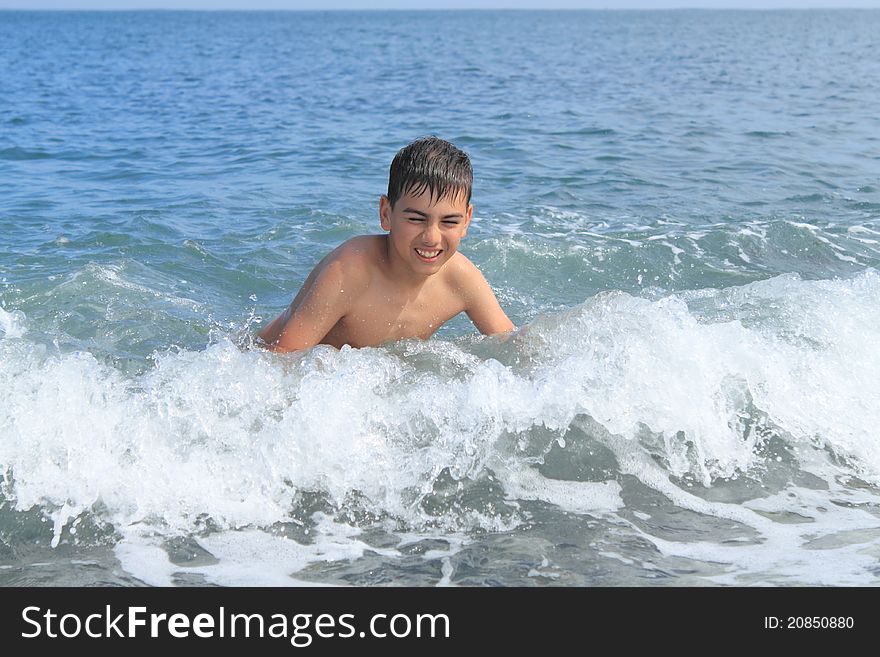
[{"x1": 414, "y1": 248, "x2": 442, "y2": 261}]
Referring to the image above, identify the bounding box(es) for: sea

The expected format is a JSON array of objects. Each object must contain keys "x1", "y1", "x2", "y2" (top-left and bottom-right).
[{"x1": 1, "y1": 9, "x2": 879, "y2": 587}]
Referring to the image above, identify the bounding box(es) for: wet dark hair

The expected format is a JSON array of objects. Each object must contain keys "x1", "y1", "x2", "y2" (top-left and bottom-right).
[{"x1": 386, "y1": 136, "x2": 472, "y2": 208}]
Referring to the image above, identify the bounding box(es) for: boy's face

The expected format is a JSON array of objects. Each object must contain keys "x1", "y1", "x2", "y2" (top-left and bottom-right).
[{"x1": 380, "y1": 189, "x2": 473, "y2": 278}]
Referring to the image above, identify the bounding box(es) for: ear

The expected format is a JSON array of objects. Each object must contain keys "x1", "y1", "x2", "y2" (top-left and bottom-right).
[
  {"x1": 461, "y1": 204, "x2": 473, "y2": 237},
  {"x1": 379, "y1": 195, "x2": 392, "y2": 232}
]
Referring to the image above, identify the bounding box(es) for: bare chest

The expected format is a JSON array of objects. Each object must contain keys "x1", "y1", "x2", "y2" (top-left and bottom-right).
[{"x1": 322, "y1": 280, "x2": 464, "y2": 348}]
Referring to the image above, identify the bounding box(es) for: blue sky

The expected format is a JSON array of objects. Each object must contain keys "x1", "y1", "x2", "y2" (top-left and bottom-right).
[{"x1": 3, "y1": 1, "x2": 880, "y2": 9}]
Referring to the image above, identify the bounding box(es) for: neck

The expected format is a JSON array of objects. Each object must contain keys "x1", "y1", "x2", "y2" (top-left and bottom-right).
[{"x1": 383, "y1": 235, "x2": 430, "y2": 293}]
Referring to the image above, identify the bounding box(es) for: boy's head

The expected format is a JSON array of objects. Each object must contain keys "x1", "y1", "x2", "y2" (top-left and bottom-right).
[
  {"x1": 379, "y1": 137, "x2": 474, "y2": 277},
  {"x1": 386, "y1": 136, "x2": 472, "y2": 208}
]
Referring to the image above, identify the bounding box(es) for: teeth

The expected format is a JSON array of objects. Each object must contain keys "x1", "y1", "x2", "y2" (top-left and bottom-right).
[{"x1": 416, "y1": 249, "x2": 440, "y2": 258}]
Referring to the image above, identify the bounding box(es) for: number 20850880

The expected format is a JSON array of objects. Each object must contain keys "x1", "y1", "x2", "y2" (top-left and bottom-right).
[{"x1": 764, "y1": 617, "x2": 853, "y2": 629}]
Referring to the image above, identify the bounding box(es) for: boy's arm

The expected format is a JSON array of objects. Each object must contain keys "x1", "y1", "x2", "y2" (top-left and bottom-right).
[
  {"x1": 257, "y1": 260, "x2": 352, "y2": 353},
  {"x1": 458, "y1": 258, "x2": 515, "y2": 336}
]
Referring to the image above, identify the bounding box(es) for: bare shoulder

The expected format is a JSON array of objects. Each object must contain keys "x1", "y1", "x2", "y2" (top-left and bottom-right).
[
  {"x1": 337, "y1": 234, "x2": 382, "y2": 257},
  {"x1": 444, "y1": 251, "x2": 490, "y2": 298},
  {"x1": 336, "y1": 235, "x2": 385, "y2": 266},
  {"x1": 320, "y1": 235, "x2": 381, "y2": 291}
]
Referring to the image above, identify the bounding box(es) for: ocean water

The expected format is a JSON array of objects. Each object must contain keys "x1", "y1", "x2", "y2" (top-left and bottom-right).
[{"x1": 1, "y1": 9, "x2": 880, "y2": 587}]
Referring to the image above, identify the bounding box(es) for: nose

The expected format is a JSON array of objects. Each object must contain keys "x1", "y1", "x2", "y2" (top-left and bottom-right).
[{"x1": 422, "y1": 222, "x2": 441, "y2": 246}]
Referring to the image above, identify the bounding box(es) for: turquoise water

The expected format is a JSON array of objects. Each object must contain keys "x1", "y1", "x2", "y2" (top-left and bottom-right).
[{"x1": 2, "y1": 10, "x2": 880, "y2": 586}]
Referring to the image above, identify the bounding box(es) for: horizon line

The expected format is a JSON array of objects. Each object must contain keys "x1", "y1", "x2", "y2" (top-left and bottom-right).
[{"x1": 1, "y1": 5, "x2": 877, "y2": 10}]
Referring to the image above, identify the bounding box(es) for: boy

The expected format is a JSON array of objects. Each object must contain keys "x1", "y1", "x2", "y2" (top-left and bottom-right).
[{"x1": 257, "y1": 136, "x2": 514, "y2": 352}]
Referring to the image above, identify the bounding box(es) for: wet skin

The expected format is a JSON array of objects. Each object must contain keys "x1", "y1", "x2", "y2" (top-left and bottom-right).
[{"x1": 258, "y1": 190, "x2": 514, "y2": 352}]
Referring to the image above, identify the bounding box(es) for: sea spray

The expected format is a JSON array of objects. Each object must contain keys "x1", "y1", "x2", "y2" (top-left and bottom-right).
[{"x1": 2, "y1": 271, "x2": 879, "y2": 555}]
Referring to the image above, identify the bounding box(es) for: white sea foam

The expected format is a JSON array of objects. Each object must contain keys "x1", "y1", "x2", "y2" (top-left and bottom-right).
[
  {"x1": 499, "y1": 467, "x2": 623, "y2": 516},
  {"x1": 635, "y1": 482, "x2": 880, "y2": 586},
  {"x1": 114, "y1": 515, "x2": 390, "y2": 586},
  {"x1": 1, "y1": 270, "x2": 879, "y2": 584},
  {"x1": 0, "y1": 305, "x2": 26, "y2": 339}
]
